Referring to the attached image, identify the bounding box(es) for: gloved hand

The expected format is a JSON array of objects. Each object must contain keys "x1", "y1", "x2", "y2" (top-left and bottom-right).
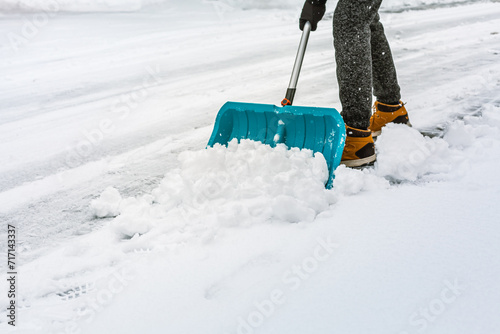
[{"x1": 299, "y1": 0, "x2": 327, "y2": 31}]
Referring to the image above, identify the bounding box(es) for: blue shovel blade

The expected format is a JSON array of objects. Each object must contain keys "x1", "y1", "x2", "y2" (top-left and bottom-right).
[{"x1": 207, "y1": 101, "x2": 346, "y2": 188}]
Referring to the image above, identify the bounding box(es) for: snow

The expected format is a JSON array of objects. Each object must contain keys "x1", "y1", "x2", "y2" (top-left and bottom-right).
[
  {"x1": 1, "y1": 0, "x2": 500, "y2": 333},
  {"x1": 0, "y1": 0, "x2": 487, "y2": 13}
]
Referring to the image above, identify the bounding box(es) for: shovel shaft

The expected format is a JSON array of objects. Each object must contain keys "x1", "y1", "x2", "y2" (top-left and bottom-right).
[{"x1": 282, "y1": 21, "x2": 312, "y2": 106}]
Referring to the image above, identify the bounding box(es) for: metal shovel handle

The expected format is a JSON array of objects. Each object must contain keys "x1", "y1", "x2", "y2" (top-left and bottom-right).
[{"x1": 281, "y1": 21, "x2": 312, "y2": 106}]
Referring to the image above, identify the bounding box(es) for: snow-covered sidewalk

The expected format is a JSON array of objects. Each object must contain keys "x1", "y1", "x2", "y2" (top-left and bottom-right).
[{"x1": 1, "y1": 1, "x2": 500, "y2": 333}]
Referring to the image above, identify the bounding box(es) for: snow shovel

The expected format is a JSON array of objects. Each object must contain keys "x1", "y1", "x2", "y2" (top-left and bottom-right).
[{"x1": 207, "y1": 22, "x2": 345, "y2": 188}]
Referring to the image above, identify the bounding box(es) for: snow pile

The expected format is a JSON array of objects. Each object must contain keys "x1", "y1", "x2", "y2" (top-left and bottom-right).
[
  {"x1": 90, "y1": 107, "x2": 500, "y2": 246},
  {"x1": 88, "y1": 110, "x2": 495, "y2": 248},
  {"x1": 375, "y1": 124, "x2": 455, "y2": 182},
  {"x1": 90, "y1": 187, "x2": 122, "y2": 218},
  {"x1": 91, "y1": 139, "x2": 335, "y2": 245}
]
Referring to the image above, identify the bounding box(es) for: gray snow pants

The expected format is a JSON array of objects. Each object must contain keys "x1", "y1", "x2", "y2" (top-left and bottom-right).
[{"x1": 333, "y1": 0, "x2": 401, "y2": 129}]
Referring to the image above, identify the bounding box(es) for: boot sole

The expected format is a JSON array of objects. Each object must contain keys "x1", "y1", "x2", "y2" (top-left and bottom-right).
[{"x1": 341, "y1": 154, "x2": 377, "y2": 168}]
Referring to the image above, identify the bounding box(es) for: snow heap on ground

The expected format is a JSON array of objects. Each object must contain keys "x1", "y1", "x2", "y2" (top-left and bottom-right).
[
  {"x1": 91, "y1": 139, "x2": 336, "y2": 244},
  {"x1": 90, "y1": 101, "x2": 500, "y2": 250}
]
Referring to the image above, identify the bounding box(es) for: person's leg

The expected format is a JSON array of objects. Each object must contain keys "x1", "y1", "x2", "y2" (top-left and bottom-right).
[
  {"x1": 369, "y1": 13, "x2": 411, "y2": 137},
  {"x1": 333, "y1": 0, "x2": 382, "y2": 130},
  {"x1": 370, "y1": 13, "x2": 401, "y2": 105}
]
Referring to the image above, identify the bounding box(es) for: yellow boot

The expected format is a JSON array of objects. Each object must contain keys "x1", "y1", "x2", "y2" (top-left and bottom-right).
[
  {"x1": 341, "y1": 125, "x2": 376, "y2": 167},
  {"x1": 369, "y1": 101, "x2": 411, "y2": 137}
]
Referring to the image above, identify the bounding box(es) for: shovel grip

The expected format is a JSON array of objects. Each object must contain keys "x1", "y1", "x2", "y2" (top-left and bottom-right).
[
  {"x1": 281, "y1": 88, "x2": 296, "y2": 106},
  {"x1": 282, "y1": 21, "x2": 312, "y2": 106}
]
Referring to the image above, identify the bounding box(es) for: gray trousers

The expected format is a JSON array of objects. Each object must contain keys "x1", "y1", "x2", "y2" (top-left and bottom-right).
[{"x1": 333, "y1": 0, "x2": 401, "y2": 129}]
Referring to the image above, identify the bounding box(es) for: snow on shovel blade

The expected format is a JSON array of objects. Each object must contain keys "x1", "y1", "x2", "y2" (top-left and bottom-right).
[{"x1": 207, "y1": 101, "x2": 346, "y2": 188}]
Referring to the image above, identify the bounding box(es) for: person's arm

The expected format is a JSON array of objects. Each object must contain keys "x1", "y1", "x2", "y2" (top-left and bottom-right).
[{"x1": 299, "y1": 0, "x2": 327, "y2": 31}]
